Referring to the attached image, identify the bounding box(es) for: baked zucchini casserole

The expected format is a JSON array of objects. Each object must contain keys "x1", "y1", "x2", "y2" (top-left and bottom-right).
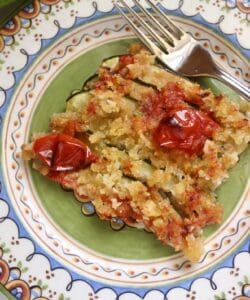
[{"x1": 22, "y1": 44, "x2": 250, "y2": 261}]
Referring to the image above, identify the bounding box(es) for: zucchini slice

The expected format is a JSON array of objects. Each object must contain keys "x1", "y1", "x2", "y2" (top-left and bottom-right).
[
  {"x1": 66, "y1": 90, "x2": 137, "y2": 114},
  {"x1": 82, "y1": 74, "x2": 99, "y2": 91},
  {"x1": 101, "y1": 56, "x2": 119, "y2": 71},
  {"x1": 66, "y1": 92, "x2": 90, "y2": 112},
  {"x1": 65, "y1": 59, "x2": 220, "y2": 230}
]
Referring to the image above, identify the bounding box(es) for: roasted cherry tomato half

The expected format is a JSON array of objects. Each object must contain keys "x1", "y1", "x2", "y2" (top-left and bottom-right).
[
  {"x1": 154, "y1": 108, "x2": 219, "y2": 155},
  {"x1": 33, "y1": 133, "x2": 97, "y2": 171}
]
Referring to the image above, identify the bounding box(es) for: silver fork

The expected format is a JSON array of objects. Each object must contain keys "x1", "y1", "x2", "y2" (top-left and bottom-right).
[{"x1": 114, "y1": 0, "x2": 250, "y2": 101}]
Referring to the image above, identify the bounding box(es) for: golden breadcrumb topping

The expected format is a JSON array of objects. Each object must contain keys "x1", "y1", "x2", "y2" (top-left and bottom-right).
[{"x1": 22, "y1": 45, "x2": 250, "y2": 261}]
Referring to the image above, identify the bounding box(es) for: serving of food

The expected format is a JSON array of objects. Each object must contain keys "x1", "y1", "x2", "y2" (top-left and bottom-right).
[
  {"x1": 1, "y1": 0, "x2": 250, "y2": 297},
  {"x1": 22, "y1": 44, "x2": 250, "y2": 262}
]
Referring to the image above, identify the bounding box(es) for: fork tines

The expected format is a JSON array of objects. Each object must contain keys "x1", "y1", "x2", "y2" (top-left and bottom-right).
[
  {"x1": 114, "y1": 0, "x2": 187, "y2": 54},
  {"x1": 114, "y1": 0, "x2": 250, "y2": 100}
]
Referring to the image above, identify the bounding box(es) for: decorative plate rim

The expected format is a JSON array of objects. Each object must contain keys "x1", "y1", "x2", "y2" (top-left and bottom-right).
[{"x1": 0, "y1": 1, "x2": 249, "y2": 299}]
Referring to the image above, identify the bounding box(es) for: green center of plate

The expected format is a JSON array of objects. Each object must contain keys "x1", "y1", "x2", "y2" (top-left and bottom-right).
[{"x1": 30, "y1": 39, "x2": 250, "y2": 260}]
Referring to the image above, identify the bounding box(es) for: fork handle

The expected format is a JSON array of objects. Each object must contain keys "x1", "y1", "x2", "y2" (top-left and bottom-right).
[{"x1": 213, "y1": 65, "x2": 250, "y2": 101}]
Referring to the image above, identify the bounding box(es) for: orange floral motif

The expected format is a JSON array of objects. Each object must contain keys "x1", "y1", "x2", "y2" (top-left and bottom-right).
[
  {"x1": 5, "y1": 280, "x2": 31, "y2": 300},
  {"x1": 0, "y1": 36, "x2": 4, "y2": 52},
  {"x1": 0, "y1": 255, "x2": 31, "y2": 299},
  {"x1": 0, "y1": 259, "x2": 10, "y2": 285},
  {"x1": 0, "y1": 0, "x2": 60, "y2": 52},
  {"x1": 0, "y1": 250, "x2": 49, "y2": 300},
  {"x1": 18, "y1": 0, "x2": 41, "y2": 19},
  {"x1": 41, "y1": 0, "x2": 61, "y2": 4},
  {"x1": 0, "y1": 16, "x2": 22, "y2": 36},
  {"x1": 236, "y1": 0, "x2": 250, "y2": 13},
  {"x1": 234, "y1": 284, "x2": 250, "y2": 300}
]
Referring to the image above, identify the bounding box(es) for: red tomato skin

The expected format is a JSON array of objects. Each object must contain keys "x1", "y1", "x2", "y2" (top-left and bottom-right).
[
  {"x1": 154, "y1": 108, "x2": 219, "y2": 155},
  {"x1": 33, "y1": 133, "x2": 97, "y2": 172},
  {"x1": 33, "y1": 134, "x2": 58, "y2": 167},
  {"x1": 52, "y1": 141, "x2": 86, "y2": 171},
  {"x1": 119, "y1": 55, "x2": 134, "y2": 67}
]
